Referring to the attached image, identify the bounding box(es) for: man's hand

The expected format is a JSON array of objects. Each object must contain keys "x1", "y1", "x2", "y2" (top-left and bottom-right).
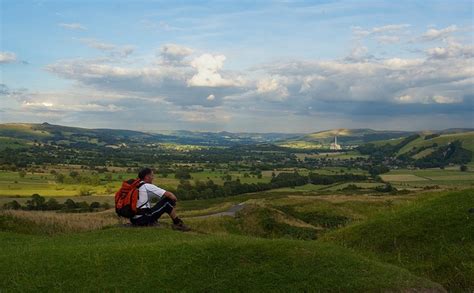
[{"x1": 164, "y1": 191, "x2": 178, "y2": 202}]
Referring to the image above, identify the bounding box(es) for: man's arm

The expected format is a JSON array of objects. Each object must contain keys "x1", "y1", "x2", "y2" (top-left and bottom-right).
[{"x1": 163, "y1": 191, "x2": 178, "y2": 202}]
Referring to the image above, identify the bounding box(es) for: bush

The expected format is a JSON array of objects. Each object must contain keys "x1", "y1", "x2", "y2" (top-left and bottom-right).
[
  {"x1": 3, "y1": 200, "x2": 21, "y2": 210},
  {"x1": 90, "y1": 202, "x2": 101, "y2": 209}
]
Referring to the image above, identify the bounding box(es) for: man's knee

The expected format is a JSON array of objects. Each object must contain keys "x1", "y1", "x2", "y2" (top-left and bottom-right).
[{"x1": 164, "y1": 197, "x2": 176, "y2": 207}]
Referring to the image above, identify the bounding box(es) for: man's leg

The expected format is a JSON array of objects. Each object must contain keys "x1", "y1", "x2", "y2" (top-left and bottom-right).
[
  {"x1": 148, "y1": 197, "x2": 190, "y2": 231},
  {"x1": 147, "y1": 197, "x2": 177, "y2": 223}
]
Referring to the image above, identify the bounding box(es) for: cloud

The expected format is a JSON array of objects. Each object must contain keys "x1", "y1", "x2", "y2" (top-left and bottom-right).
[
  {"x1": 256, "y1": 78, "x2": 289, "y2": 101},
  {"x1": 0, "y1": 51, "x2": 17, "y2": 64},
  {"x1": 375, "y1": 35, "x2": 400, "y2": 44},
  {"x1": 78, "y1": 38, "x2": 135, "y2": 57},
  {"x1": 22, "y1": 101, "x2": 123, "y2": 112},
  {"x1": 425, "y1": 42, "x2": 474, "y2": 59},
  {"x1": 395, "y1": 94, "x2": 462, "y2": 104},
  {"x1": 46, "y1": 50, "x2": 245, "y2": 107},
  {"x1": 58, "y1": 23, "x2": 86, "y2": 30},
  {"x1": 79, "y1": 38, "x2": 116, "y2": 51},
  {"x1": 188, "y1": 54, "x2": 242, "y2": 87},
  {"x1": 352, "y1": 24, "x2": 410, "y2": 38},
  {"x1": 421, "y1": 25, "x2": 458, "y2": 41},
  {"x1": 42, "y1": 36, "x2": 473, "y2": 131},
  {"x1": 159, "y1": 43, "x2": 193, "y2": 66},
  {"x1": 344, "y1": 46, "x2": 374, "y2": 62}
]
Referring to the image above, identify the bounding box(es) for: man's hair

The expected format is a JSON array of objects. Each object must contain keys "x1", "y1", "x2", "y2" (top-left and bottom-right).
[{"x1": 138, "y1": 168, "x2": 153, "y2": 180}]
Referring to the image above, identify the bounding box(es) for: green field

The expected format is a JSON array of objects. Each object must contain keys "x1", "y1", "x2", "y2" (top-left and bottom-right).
[
  {"x1": 0, "y1": 169, "x2": 273, "y2": 197},
  {"x1": 381, "y1": 168, "x2": 474, "y2": 189}
]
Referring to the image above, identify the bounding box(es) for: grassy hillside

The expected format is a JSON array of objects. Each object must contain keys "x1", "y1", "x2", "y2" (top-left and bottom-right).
[
  {"x1": 281, "y1": 129, "x2": 412, "y2": 147},
  {"x1": 397, "y1": 131, "x2": 474, "y2": 157},
  {"x1": 0, "y1": 223, "x2": 443, "y2": 292},
  {"x1": 323, "y1": 189, "x2": 474, "y2": 291}
]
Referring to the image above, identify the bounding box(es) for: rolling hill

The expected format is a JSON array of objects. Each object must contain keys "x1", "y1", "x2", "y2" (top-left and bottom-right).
[
  {"x1": 0, "y1": 123, "x2": 299, "y2": 147},
  {"x1": 277, "y1": 128, "x2": 414, "y2": 149},
  {"x1": 0, "y1": 216, "x2": 444, "y2": 292},
  {"x1": 323, "y1": 189, "x2": 474, "y2": 291}
]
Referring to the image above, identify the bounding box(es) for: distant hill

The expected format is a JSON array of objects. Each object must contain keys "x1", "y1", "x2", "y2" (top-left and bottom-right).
[
  {"x1": 277, "y1": 128, "x2": 414, "y2": 149},
  {"x1": 0, "y1": 123, "x2": 299, "y2": 147}
]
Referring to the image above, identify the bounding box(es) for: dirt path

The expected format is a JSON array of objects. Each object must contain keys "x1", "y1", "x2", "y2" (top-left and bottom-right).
[{"x1": 191, "y1": 202, "x2": 246, "y2": 219}]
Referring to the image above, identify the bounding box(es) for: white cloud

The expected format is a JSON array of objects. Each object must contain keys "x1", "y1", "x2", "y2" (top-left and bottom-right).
[
  {"x1": 59, "y1": 23, "x2": 86, "y2": 30},
  {"x1": 159, "y1": 44, "x2": 194, "y2": 65},
  {"x1": 0, "y1": 51, "x2": 17, "y2": 64},
  {"x1": 256, "y1": 78, "x2": 289, "y2": 101},
  {"x1": 425, "y1": 42, "x2": 474, "y2": 59},
  {"x1": 345, "y1": 46, "x2": 373, "y2": 62},
  {"x1": 372, "y1": 24, "x2": 411, "y2": 34},
  {"x1": 431, "y1": 95, "x2": 462, "y2": 104},
  {"x1": 80, "y1": 38, "x2": 115, "y2": 51},
  {"x1": 395, "y1": 94, "x2": 462, "y2": 104},
  {"x1": 22, "y1": 101, "x2": 123, "y2": 112},
  {"x1": 78, "y1": 38, "x2": 135, "y2": 57},
  {"x1": 352, "y1": 24, "x2": 410, "y2": 38},
  {"x1": 206, "y1": 94, "x2": 215, "y2": 101},
  {"x1": 188, "y1": 54, "x2": 241, "y2": 87},
  {"x1": 161, "y1": 44, "x2": 193, "y2": 58},
  {"x1": 421, "y1": 25, "x2": 458, "y2": 41}
]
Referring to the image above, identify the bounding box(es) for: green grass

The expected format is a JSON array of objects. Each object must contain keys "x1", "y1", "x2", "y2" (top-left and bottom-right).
[
  {"x1": 397, "y1": 132, "x2": 474, "y2": 158},
  {"x1": 323, "y1": 189, "x2": 474, "y2": 291},
  {"x1": 381, "y1": 168, "x2": 474, "y2": 189},
  {"x1": 0, "y1": 169, "x2": 273, "y2": 197},
  {"x1": 0, "y1": 227, "x2": 442, "y2": 292}
]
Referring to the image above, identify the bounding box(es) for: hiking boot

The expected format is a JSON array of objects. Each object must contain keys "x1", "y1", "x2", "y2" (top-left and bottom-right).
[{"x1": 172, "y1": 221, "x2": 191, "y2": 232}]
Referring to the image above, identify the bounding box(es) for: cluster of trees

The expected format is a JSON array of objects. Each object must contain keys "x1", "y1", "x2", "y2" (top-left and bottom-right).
[
  {"x1": 308, "y1": 173, "x2": 368, "y2": 184},
  {"x1": 175, "y1": 172, "x2": 369, "y2": 200},
  {"x1": 415, "y1": 141, "x2": 472, "y2": 168},
  {"x1": 2, "y1": 194, "x2": 110, "y2": 212},
  {"x1": 358, "y1": 134, "x2": 420, "y2": 159}
]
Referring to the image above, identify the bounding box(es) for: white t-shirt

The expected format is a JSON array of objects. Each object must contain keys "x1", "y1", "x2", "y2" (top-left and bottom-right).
[{"x1": 136, "y1": 182, "x2": 166, "y2": 209}]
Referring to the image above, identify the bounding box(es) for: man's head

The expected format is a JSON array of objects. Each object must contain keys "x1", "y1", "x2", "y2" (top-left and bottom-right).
[{"x1": 138, "y1": 168, "x2": 154, "y2": 183}]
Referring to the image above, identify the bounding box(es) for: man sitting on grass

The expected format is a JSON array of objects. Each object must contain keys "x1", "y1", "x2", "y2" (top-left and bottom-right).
[{"x1": 131, "y1": 167, "x2": 190, "y2": 231}]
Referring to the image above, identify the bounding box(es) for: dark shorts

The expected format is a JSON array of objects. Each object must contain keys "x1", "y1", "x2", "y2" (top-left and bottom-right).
[{"x1": 130, "y1": 197, "x2": 176, "y2": 226}]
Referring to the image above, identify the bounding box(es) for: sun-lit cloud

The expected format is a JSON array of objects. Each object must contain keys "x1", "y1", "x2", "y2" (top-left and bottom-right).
[
  {"x1": 187, "y1": 54, "x2": 243, "y2": 87},
  {"x1": 0, "y1": 51, "x2": 17, "y2": 64}
]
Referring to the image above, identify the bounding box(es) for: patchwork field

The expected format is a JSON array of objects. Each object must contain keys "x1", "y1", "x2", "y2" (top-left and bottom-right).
[{"x1": 381, "y1": 168, "x2": 474, "y2": 188}]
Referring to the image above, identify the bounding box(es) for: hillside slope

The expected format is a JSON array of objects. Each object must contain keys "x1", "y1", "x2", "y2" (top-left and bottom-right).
[
  {"x1": 277, "y1": 129, "x2": 413, "y2": 149},
  {"x1": 323, "y1": 189, "x2": 474, "y2": 291},
  {"x1": 0, "y1": 225, "x2": 443, "y2": 292}
]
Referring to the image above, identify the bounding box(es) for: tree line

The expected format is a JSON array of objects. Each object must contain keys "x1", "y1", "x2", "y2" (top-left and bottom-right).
[
  {"x1": 175, "y1": 172, "x2": 369, "y2": 200},
  {"x1": 3, "y1": 194, "x2": 110, "y2": 212}
]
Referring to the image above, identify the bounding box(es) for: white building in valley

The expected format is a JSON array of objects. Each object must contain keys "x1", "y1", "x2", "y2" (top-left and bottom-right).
[{"x1": 330, "y1": 136, "x2": 342, "y2": 150}]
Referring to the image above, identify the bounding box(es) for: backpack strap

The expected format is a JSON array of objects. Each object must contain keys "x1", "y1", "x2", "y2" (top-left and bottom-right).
[{"x1": 137, "y1": 181, "x2": 149, "y2": 210}]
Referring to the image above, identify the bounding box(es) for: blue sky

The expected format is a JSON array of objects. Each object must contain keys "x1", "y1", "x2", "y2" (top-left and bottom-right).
[{"x1": 1, "y1": 0, "x2": 473, "y2": 132}]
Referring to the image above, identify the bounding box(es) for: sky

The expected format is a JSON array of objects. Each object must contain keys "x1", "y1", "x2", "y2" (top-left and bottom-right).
[{"x1": 1, "y1": 0, "x2": 473, "y2": 133}]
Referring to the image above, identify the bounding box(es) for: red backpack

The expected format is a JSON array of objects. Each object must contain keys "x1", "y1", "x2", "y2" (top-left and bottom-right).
[{"x1": 115, "y1": 178, "x2": 146, "y2": 218}]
